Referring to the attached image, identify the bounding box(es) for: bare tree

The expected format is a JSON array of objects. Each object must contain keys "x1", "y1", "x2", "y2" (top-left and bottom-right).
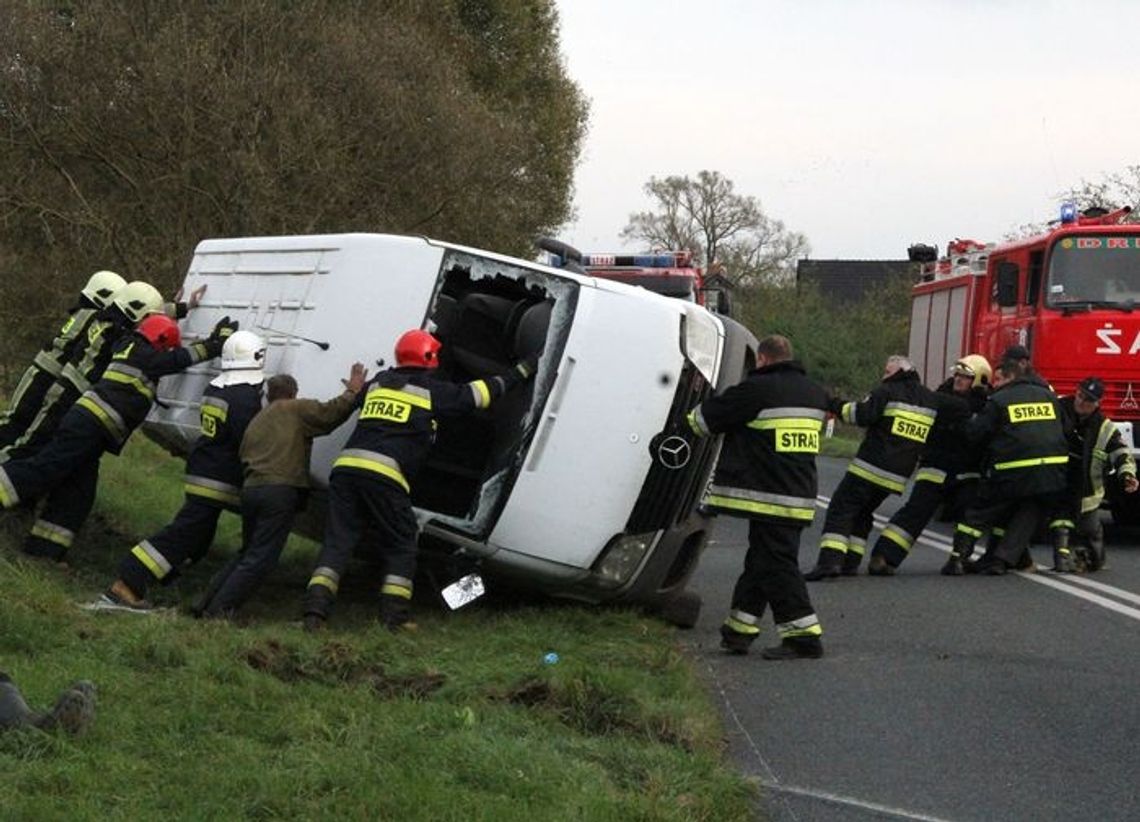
[{"x1": 621, "y1": 171, "x2": 809, "y2": 286}]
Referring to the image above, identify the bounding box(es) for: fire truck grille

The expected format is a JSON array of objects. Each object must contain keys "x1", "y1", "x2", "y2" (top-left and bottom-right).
[{"x1": 626, "y1": 363, "x2": 716, "y2": 533}]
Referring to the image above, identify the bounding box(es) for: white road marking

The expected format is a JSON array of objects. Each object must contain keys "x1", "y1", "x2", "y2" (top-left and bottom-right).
[
  {"x1": 813, "y1": 495, "x2": 1140, "y2": 621},
  {"x1": 756, "y1": 780, "x2": 956, "y2": 822}
]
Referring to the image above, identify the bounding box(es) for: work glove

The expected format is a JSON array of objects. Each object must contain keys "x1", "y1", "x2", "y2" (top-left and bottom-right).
[{"x1": 208, "y1": 316, "x2": 239, "y2": 343}]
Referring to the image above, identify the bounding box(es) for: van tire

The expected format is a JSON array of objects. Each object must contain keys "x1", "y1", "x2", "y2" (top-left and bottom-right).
[{"x1": 657, "y1": 590, "x2": 702, "y2": 629}]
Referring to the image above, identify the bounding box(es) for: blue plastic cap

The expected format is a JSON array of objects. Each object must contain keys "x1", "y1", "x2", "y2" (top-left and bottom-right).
[{"x1": 1060, "y1": 202, "x2": 1078, "y2": 224}]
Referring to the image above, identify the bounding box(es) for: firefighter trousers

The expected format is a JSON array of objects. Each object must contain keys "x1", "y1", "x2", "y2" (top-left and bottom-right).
[
  {"x1": 118, "y1": 496, "x2": 226, "y2": 598},
  {"x1": 0, "y1": 383, "x2": 77, "y2": 463},
  {"x1": 953, "y1": 489, "x2": 1058, "y2": 567},
  {"x1": 816, "y1": 472, "x2": 891, "y2": 570},
  {"x1": 0, "y1": 365, "x2": 56, "y2": 454},
  {"x1": 195, "y1": 485, "x2": 299, "y2": 618},
  {"x1": 723, "y1": 519, "x2": 821, "y2": 644},
  {"x1": 872, "y1": 477, "x2": 979, "y2": 568},
  {"x1": 0, "y1": 410, "x2": 106, "y2": 561},
  {"x1": 303, "y1": 471, "x2": 419, "y2": 622}
]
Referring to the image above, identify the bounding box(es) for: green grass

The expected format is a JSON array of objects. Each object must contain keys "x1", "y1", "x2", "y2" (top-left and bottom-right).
[
  {"x1": 0, "y1": 436, "x2": 756, "y2": 820},
  {"x1": 820, "y1": 422, "x2": 861, "y2": 460}
]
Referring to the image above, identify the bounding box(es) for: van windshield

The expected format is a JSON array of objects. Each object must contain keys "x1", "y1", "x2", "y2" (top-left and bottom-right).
[{"x1": 1046, "y1": 235, "x2": 1140, "y2": 309}]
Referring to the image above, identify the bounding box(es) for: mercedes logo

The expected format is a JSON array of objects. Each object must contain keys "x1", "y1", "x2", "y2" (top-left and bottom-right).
[{"x1": 657, "y1": 435, "x2": 692, "y2": 470}]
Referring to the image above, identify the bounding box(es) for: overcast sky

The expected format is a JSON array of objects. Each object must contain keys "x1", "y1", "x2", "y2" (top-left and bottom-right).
[{"x1": 553, "y1": 0, "x2": 1140, "y2": 260}]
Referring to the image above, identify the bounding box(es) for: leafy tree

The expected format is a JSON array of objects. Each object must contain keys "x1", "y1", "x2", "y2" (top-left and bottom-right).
[
  {"x1": 0, "y1": 0, "x2": 587, "y2": 370},
  {"x1": 1061, "y1": 165, "x2": 1140, "y2": 217},
  {"x1": 620, "y1": 171, "x2": 810, "y2": 286}
]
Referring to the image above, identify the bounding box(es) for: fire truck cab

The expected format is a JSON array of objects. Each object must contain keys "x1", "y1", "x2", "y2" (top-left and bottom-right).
[{"x1": 907, "y1": 205, "x2": 1140, "y2": 524}]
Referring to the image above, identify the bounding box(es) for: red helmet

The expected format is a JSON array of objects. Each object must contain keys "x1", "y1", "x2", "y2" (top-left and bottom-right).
[
  {"x1": 137, "y1": 314, "x2": 181, "y2": 351},
  {"x1": 394, "y1": 329, "x2": 441, "y2": 368}
]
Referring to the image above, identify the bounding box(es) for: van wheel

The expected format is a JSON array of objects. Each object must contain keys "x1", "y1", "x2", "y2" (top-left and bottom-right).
[{"x1": 657, "y1": 590, "x2": 702, "y2": 629}]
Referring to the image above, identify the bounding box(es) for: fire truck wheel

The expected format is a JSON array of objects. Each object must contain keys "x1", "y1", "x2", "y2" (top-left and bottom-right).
[{"x1": 656, "y1": 590, "x2": 702, "y2": 629}]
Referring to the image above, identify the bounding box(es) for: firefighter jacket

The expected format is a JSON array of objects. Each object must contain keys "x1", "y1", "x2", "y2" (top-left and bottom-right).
[
  {"x1": 916, "y1": 380, "x2": 990, "y2": 483},
  {"x1": 26, "y1": 297, "x2": 103, "y2": 386},
  {"x1": 687, "y1": 360, "x2": 831, "y2": 525},
  {"x1": 963, "y1": 373, "x2": 1068, "y2": 496},
  {"x1": 1059, "y1": 397, "x2": 1137, "y2": 513},
  {"x1": 58, "y1": 307, "x2": 133, "y2": 399},
  {"x1": 74, "y1": 332, "x2": 220, "y2": 454},
  {"x1": 332, "y1": 364, "x2": 529, "y2": 495},
  {"x1": 183, "y1": 383, "x2": 263, "y2": 509},
  {"x1": 835, "y1": 369, "x2": 939, "y2": 494}
]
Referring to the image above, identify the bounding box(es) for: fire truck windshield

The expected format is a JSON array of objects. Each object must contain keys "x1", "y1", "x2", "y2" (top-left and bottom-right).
[{"x1": 1046, "y1": 235, "x2": 1140, "y2": 309}]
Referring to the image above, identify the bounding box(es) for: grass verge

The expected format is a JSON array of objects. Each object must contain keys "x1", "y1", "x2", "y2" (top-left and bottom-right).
[{"x1": 0, "y1": 436, "x2": 756, "y2": 819}]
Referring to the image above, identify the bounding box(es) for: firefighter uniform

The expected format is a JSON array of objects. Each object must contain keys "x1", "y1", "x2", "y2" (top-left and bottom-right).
[
  {"x1": 1, "y1": 306, "x2": 133, "y2": 464},
  {"x1": 944, "y1": 373, "x2": 1069, "y2": 574},
  {"x1": 0, "y1": 300, "x2": 104, "y2": 460},
  {"x1": 194, "y1": 379, "x2": 363, "y2": 619},
  {"x1": 116, "y1": 382, "x2": 263, "y2": 598},
  {"x1": 0, "y1": 325, "x2": 223, "y2": 561},
  {"x1": 807, "y1": 366, "x2": 938, "y2": 578},
  {"x1": 870, "y1": 379, "x2": 989, "y2": 572},
  {"x1": 303, "y1": 362, "x2": 534, "y2": 629},
  {"x1": 1048, "y1": 390, "x2": 1137, "y2": 572},
  {"x1": 686, "y1": 358, "x2": 831, "y2": 658}
]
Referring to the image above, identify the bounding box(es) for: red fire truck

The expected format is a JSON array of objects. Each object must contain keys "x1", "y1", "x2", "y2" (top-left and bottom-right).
[
  {"x1": 907, "y1": 205, "x2": 1140, "y2": 523},
  {"x1": 538, "y1": 238, "x2": 733, "y2": 316}
]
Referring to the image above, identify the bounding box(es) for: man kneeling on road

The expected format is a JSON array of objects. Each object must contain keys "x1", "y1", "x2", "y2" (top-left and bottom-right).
[{"x1": 686, "y1": 334, "x2": 830, "y2": 660}]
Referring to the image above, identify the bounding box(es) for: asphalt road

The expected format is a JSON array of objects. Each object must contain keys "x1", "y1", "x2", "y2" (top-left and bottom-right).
[{"x1": 685, "y1": 457, "x2": 1140, "y2": 822}]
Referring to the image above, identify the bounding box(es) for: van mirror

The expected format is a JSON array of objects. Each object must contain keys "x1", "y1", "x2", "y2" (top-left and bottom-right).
[{"x1": 995, "y1": 261, "x2": 1019, "y2": 307}]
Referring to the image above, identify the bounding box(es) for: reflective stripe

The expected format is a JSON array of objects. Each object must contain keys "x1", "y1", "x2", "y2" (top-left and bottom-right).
[
  {"x1": 841, "y1": 402, "x2": 858, "y2": 424},
  {"x1": 687, "y1": 406, "x2": 711, "y2": 437},
  {"x1": 104, "y1": 363, "x2": 156, "y2": 400},
  {"x1": 992, "y1": 455, "x2": 1068, "y2": 471},
  {"x1": 819, "y1": 532, "x2": 848, "y2": 552},
  {"x1": 884, "y1": 401, "x2": 937, "y2": 424},
  {"x1": 131, "y1": 540, "x2": 173, "y2": 579},
  {"x1": 369, "y1": 386, "x2": 431, "y2": 410},
  {"x1": 31, "y1": 519, "x2": 74, "y2": 548},
  {"x1": 468, "y1": 380, "x2": 492, "y2": 409},
  {"x1": 76, "y1": 394, "x2": 129, "y2": 443},
  {"x1": 333, "y1": 449, "x2": 410, "y2": 493},
  {"x1": 184, "y1": 476, "x2": 241, "y2": 507},
  {"x1": 188, "y1": 343, "x2": 209, "y2": 363},
  {"x1": 705, "y1": 484, "x2": 816, "y2": 521},
  {"x1": 723, "y1": 616, "x2": 761, "y2": 636},
  {"x1": 308, "y1": 566, "x2": 341, "y2": 595},
  {"x1": 847, "y1": 537, "x2": 866, "y2": 557},
  {"x1": 776, "y1": 613, "x2": 822, "y2": 639},
  {"x1": 956, "y1": 523, "x2": 984, "y2": 538},
  {"x1": 201, "y1": 396, "x2": 230, "y2": 416},
  {"x1": 992, "y1": 527, "x2": 1006, "y2": 538},
  {"x1": 753, "y1": 406, "x2": 829, "y2": 422},
  {"x1": 915, "y1": 467, "x2": 947, "y2": 485},
  {"x1": 32, "y1": 349, "x2": 65, "y2": 378},
  {"x1": 1048, "y1": 519, "x2": 1075, "y2": 530},
  {"x1": 0, "y1": 467, "x2": 19, "y2": 507},
  {"x1": 381, "y1": 574, "x2": 413, "y2": 599},
  {"x1": 60, "y1": 362, "x2": 92, "y2": 394},
  {"x1": 955, "y1": 471, "x2": 981, "y2": 481},
  {"x1": 847, "y1": 459, "x2": 907, "y2": 493},
  {"x1": 880, "y1": 523, "x2": 914, "y2": 552}
]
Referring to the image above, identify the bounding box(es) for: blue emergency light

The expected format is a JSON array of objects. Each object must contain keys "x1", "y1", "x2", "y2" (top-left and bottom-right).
[{"x1": 1060, "y1": 202, "x2": 1078, "y2": 224}]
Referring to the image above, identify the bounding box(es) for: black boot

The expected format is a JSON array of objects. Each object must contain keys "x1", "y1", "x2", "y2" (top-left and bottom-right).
[
  {"x1": 760, "y1": 636, "x2": 824, "y2": 660},
  {"x1": 867, "y1": 554, "x2": 896, "y2": 576},
  {"x1": 840, "y1": 550, "x2": 864, "y2": 576},
  {"x1": 1052, "y1": 528, "x2": 1076, "y2": 573},
  {"x1": 719, "y1": 624, "x2": 756, "y2": 655}
]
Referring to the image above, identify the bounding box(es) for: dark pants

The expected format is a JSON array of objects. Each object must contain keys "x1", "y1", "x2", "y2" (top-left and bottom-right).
[
  {"x1": 0, "y1": 365, "x2": 56, "y2": 453},
  {"x1": 1, "y1": 383, "x2": 76, "y2": 463},
  {"x1": 303, "y1": 471, "x2": 418, "y2": 622},
  {"x1": 723, "y1": 519, "x2": 821, "y2": 643},
  {"x1": 0, "y1": 409, "x2": 106, "y2": 561},
  {"x1": 872, "y1": 477, "x2": 979, "y2": 568},
  {"x1": 196, "y1": 485, "x2": 300, "y2": 618},
  {"x1": 118, "y1": 496, "x2": 226, "y2": 598},
  {"x1": 816, "y1": 472, "x2": 891, "y2": 570},
  {"x1": 953, "y1": 485, "x2": 1059, "y2": 566}
]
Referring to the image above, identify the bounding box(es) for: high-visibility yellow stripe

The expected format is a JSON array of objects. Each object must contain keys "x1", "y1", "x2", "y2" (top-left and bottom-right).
[
  {"x1": 367, "y1": 386, "x2": 431, "y2": 410},
  {"x1": 723, "y1": 617, "x2": 761, "y2": 636},
  {"x1": 992, "y1": 455, "x2": 1068, "y2": 471},
  {"x1": 848, "y1": 462, "x2": 906, "y2": 493},
  {"x1": 469, "y1": 380, "x2": 492, "y2": 409},
  {"x1": 915, "y1": 468, "x2": 946, "y2": 484},
  {"x1": 309, "y1": 574, "x2": 339, "y2": 594},
  {"x1": 956, "y1": 523, "x2": 983, "y2": 538},
  {"x1": 705, "y1": 494, "x2": 815, "y2": 521},
  {"x1": 381, "y1": 583, "x2": 413, "y2": 599},
  {"x1": 103, "y1": 369, "x2": 155, "y2": 400},
  {"x1": 747, "y1": 418, "x2": 824, "y2": 431},
  {"x1": 31, "y1": 520, "x2": 74, "y2": 547},
  {"x1": 131, "y1": 543, "x2": 171, "y2": 579},
  {"x1": 332, "y1": 455, "x2": 410, "y2": 493},
  {"x1": 76, "y1": 395, "x2": 127, "y2": 440},
  {"x1": 880, "y1": 525, "x2": 913, "y2": 551},
  {"x1": 185, "y1": 484, "x2": 241, "y2": 507}
]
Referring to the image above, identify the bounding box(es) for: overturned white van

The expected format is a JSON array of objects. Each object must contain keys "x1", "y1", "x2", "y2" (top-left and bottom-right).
[{"x1": 144, "y1": 234, "x2": 756, "y2": 621}]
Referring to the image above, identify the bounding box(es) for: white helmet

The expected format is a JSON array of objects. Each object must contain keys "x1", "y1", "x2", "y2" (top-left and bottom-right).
[
  {"x1": 210, "y1": 330, "x2": 266, "y2": 388},
  {"x1": 82, "y1": 270, "x2": 127, "y2": 309},
  {"x1": 113, "y1": 281, "x2": 164, "y2": 323}
]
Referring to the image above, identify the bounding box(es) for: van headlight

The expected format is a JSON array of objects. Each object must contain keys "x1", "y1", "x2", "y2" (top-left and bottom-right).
[
  {"x1": 593, "y1": 532, "x2": 656, "y2": 587},
  {"x1": 681, "y1": 309, "x2": 721, "y2": 383}
]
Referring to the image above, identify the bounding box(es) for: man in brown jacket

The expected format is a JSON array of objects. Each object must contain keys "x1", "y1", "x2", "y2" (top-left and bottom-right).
[{"x1": 194, "y1": 363, "x2": 366, "y2": 618}]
